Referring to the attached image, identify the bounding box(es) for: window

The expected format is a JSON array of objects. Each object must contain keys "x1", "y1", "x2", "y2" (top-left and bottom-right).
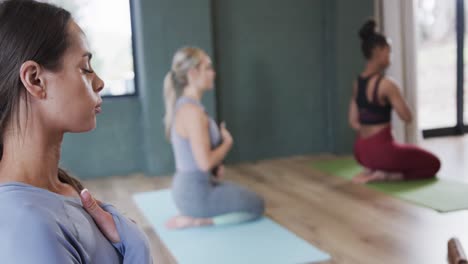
[
  {"x1": 417, "y1": 0, "x2": 468, "y2": 137},
  {"x1": 40, "y1": 0, "x2": 137, "y2": 97},
  {"x1": 416, "y1": 0, "x2": 456, "y2": 130}
]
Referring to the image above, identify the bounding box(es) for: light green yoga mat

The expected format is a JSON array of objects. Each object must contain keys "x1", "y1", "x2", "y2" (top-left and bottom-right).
[
  {"x1": 312, "y1": 158, "x2": 468, "y2": 212},
  {"x1": 133, "y1": 189, "x2": 331, "y2": 264}
]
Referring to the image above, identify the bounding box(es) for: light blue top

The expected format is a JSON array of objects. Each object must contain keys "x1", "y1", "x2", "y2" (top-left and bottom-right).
[
  {"x1": 171, "y1": 97, "x2": 222, "y2": 172},
  {"x1": 0, "y1": 182, "x2": 152, "y2": 264}
]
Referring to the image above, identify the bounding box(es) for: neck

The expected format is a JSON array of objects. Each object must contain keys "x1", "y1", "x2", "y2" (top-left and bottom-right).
[
  {"x1": 0, "y1": 114, "x2": 64, "y2": 193},
  {"x1": 362, "y1": 61, "x2": 383, "y2": 77},
  {"x1": 182, "y1": 86, "x2": 203, "y2": 101}
]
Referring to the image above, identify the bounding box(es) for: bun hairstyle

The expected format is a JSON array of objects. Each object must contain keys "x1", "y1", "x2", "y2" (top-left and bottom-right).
[{"x1": 359, "y1": 19, "x2": 389, "y2": 59}]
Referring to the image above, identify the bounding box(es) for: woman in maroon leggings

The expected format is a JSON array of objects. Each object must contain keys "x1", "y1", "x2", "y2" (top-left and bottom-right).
[{"x1": 348, "y1": 19, "x2": 440, "y2": 183}]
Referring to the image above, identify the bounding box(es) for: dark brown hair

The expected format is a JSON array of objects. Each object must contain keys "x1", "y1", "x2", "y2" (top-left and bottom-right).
[
  {"x1": 359, "y1": 19, "x2": 389, "y2": 59},
  {"x1": 0, "y1": 0, "x2": 83, "y2": 192}
]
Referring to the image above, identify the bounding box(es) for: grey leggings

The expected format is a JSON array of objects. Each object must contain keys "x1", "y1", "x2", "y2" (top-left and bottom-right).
[{"x1": 172, "y1": 171, "x2": 265, "y2": 225}]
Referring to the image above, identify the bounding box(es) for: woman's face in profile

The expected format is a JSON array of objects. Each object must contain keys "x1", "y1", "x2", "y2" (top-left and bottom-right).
[{"x1": 38, "y1": 20, "x2": 105, "y2": 133}]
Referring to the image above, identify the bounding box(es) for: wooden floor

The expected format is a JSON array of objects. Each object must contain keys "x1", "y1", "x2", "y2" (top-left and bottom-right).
[{"x1": 83, "y1": 156, "x2": 468, "y2": 264}]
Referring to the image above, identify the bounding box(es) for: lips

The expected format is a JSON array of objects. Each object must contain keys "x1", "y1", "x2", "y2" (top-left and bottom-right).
[
  {"x1": 95, "y1": 101, "x2": 102, "y2": 114},
  {"x1": 95, "y1": 106, "x2": 102, "y2": 114}
]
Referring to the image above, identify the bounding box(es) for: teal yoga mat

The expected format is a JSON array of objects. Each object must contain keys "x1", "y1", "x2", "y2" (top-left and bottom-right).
[
  {"x1": 312, "y1": 158, "x2": 468, "y2": 212},
  {"x1": 133, "y1": 189, "x2": 331, "y2": 264}
]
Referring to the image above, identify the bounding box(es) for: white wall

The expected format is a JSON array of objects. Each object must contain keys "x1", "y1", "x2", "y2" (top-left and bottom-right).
[{"x1": 379, "y1": 0, "x2": 420, "y2": 144}]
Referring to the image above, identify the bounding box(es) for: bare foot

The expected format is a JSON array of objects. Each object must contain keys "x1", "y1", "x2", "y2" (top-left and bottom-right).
[
  {"x1": 353, "y1": 170, "x2": 404, "y2": 184},
  {"x1": 352, "y1": 168, "x2": 373, "y2": 183},
  {"x1": 165, "y1": 215, "x2": 212, "y2": 230},
  {"x1": 354, "y1": 172, "x2": 384, "y2": 183},
  {"x1": 352, "y1": 173, "x2": 375, "y2": 183}
]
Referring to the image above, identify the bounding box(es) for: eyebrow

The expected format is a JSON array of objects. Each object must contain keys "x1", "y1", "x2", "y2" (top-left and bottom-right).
[{"x1": 82, "y1": 52, "x2": 93, "y2": 60}]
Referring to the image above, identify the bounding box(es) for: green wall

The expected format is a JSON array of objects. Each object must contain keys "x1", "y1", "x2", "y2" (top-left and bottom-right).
[
  {"x1": 61, "y1": 97, "x2": 144, "y2": 178},
  {"x1": 214, "y1": 0, "x2": 328, "y2": 162},
  {"x1": 334, "y1": 0, "x2": 374, "y2": 153},
  {"x1": 60, "y1": 0, "x2": 373, "y2": 179}
]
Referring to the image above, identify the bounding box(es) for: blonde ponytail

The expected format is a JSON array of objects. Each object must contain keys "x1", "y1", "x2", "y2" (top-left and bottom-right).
[
  {"x1": 163, "y1": 71, "x2": 177, "y2": 138},
  {"x1": 162, "y1": 47, "x2": 206, "y2": 140}
]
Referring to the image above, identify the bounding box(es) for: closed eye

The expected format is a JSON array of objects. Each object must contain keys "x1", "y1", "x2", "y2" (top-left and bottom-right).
[{"x1": 82, "y1": 68, "x2": 94, "y2": 74}]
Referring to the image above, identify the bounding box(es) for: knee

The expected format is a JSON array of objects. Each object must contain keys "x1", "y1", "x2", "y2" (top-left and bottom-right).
[
  {"x1": 249, "y1": 195, "x2": 265, "y2": 218},
  {"x1": 431, "y1": 156, "x2": 441, "y2": 175},
  {"x1": 419, "y1": 155, "x2": 440, "y2": 179}
]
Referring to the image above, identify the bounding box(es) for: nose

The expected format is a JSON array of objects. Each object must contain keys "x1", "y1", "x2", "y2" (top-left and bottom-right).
[{"x1": 93, "y1": 74, "x2": 105, "y2": 93}]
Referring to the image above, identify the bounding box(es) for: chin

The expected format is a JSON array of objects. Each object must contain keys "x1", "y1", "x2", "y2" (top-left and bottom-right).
[
  {"x1": 85, "y1": 120, "x2": 97, "y2": 132},
  {"x1": 69, "y1": 119, "x2": 97, "y2": 133}
]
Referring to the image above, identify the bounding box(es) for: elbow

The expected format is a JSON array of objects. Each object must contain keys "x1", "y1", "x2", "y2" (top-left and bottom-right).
[
  {"x1": 349, "y1": 120, "x2": 360, "y2": 131},
  {"x1": 404, "y1": 112, "x2": 413, "y2": 123},
  {"x1": 197, "y1": 159, "x2": 212, "y2": 172}
]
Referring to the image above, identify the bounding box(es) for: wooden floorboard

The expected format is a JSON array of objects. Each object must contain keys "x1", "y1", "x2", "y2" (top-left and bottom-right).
[{"x1": 83, "y1": 156, "x2": 467, "y2": 264}]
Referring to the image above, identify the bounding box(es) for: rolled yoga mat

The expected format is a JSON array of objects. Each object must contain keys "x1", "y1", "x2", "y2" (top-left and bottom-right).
[
  {"x1": 133, "y1": 189, "x2": 331, "y2": 264},
  {"x1": 311, "y1": 158, "x2": 468, "y2": 212}
]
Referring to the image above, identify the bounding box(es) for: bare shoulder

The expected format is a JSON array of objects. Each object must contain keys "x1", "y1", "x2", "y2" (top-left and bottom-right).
[
  {"x1": 380, "y1": 76, "x2": 400, "y2": 94},
  {"x1": 381, "y1": 76, "x2": 399, "y2": 88},
  {"x1": 177, "y1": 103, "x2": 207, "y2": 123}
]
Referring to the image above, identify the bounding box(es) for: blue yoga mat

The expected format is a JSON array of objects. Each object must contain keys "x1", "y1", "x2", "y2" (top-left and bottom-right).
[{"x1": 133, "y1": 189, "x2": 331, "y2": 264}]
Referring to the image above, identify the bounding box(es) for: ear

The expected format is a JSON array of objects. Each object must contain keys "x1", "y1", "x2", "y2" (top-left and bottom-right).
[
  {"x1": 186, "y1": 67, "x2": 199, "y2": 83},
  {"x1": 19, "y1": 60, "x2": 46, "y2": 99}
]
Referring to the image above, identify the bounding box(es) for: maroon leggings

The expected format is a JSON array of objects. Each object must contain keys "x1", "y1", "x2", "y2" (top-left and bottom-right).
[{"x1": 354, "y1": 126, "x2": 440, "y2": 180}]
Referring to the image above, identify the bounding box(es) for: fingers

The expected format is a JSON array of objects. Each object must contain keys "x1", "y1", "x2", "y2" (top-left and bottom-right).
[{"x1": 80, "y1": 189, "x2": 121, "y2": 243}]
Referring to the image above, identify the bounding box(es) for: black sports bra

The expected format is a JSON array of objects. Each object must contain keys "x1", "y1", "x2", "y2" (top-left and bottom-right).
[{"x1": 355, "y1": 74, "x2": 392, "y2": 125}]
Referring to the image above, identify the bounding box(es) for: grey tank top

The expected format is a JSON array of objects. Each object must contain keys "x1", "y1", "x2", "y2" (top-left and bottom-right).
[{"x1": 171, "y1": 97, "x2": 222, "y2": 172}]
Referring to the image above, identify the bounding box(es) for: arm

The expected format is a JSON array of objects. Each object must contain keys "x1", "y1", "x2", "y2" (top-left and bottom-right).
[
  {"x1": 383, "y1": 78, "x2": 413, "y2": 123},
  {"x1": 101, "y1": 204, "x2": 152, "y2": 264},
  {"x1": 348, "y1": 81, "x2": 361, "y2": 130},
  {"x1": 181, "y1": 104, "x2": 233, "y2": 171}
]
